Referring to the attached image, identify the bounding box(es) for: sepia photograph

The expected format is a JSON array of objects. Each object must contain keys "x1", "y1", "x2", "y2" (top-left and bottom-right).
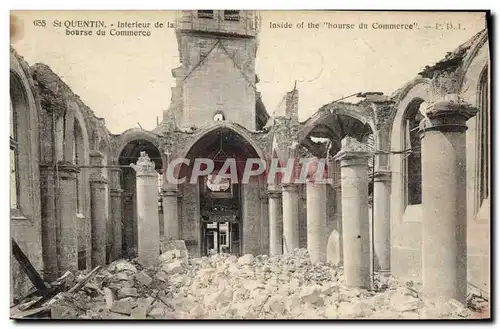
[{"x1": 8, "y1": 9, "x2": 491, "y2": 320}]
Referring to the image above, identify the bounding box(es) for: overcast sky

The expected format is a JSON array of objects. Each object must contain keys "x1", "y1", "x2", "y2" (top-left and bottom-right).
[{"x1": 11, "y1": 10, "x2": 486, "y2": 134}]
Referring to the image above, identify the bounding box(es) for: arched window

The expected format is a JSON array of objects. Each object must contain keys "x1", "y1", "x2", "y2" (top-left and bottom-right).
[
  {"x1": 403, "y1": 99, "x2": 424, "y2": 206},
  {"x1": 477, "y1": 66, "x2": 489, "y2": 208},
  {"x1": 10, "y1": 97, "x2": 19, "y2": 210}
]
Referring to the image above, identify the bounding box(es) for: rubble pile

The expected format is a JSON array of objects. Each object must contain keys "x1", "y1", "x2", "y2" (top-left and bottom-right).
[{"x1": 47, "y1": 242, "x2": 488, "y2": 320}]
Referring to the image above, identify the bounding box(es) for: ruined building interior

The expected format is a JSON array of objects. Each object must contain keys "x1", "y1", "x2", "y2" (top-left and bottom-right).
[{"x1": 10, "y1": 10, "x2": 490, "y2": 315}]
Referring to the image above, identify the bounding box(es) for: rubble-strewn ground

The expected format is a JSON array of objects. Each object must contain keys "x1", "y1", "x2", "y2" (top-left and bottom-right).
[{"x1": 46, "y1": 241, "x2": 489, "y2": 320}]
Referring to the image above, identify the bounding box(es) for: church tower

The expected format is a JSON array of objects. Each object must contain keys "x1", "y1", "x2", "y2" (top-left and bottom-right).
[{"x1": 166, "y1": 10, "x2": 261, "y2": 131}]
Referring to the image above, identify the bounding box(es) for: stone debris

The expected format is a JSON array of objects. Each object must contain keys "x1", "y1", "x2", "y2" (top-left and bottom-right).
[{"x1": 44, "y1": 243, "x2": 489, "y2": 320}]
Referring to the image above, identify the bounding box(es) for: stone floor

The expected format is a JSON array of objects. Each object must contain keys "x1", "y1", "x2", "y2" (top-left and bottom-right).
[{"x1": 44, "y1": 243, "x2": 489, "y2": 320}]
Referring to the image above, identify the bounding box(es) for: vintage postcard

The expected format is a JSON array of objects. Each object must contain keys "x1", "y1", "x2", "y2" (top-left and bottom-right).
[{"x1": 9, "y1": 10, "x2": 490, "y2": 320}]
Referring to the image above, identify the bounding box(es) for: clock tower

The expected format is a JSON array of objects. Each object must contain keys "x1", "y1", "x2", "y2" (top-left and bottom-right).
[{"x1": 166, "y1": 10, "x2": 261, "y2": 131}]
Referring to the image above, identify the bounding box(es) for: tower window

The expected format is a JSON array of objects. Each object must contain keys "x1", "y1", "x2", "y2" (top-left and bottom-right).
[
  {"x1": 213, "y1": 112, "x2": 225, "y2": 121},
  {"x1": 198, "y1": 10, "x2": 214, "y2": 19},
  {"x1": 224, "y1": 10, "x2": 240, "y2": 21}
]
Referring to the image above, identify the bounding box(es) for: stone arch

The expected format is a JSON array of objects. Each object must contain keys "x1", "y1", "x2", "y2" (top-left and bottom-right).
[
  {"x1": 298, "y1": 103, "x2": 375, "y2": 148},
  {"x1": 457, "y1": 30, "x2": 489, "y2": 101},
  {"x1": 456, "y1": 33, "x2": 490, "y2": 223},
  {"x1": 177, "y1": 122, "x2": 266, "y2": 257},
  {"x1": 10, "y1": 51, "x2": 43, "y2": 300},
  {"x1": 115, "y1": 128, "x2": 163, "y2": 165},
  {"x1": 390, "y1": 78, "x2": 433, "y2": 219},
  {"x1": 298, "y1": 102, "x2": 374, "y2": 266},
  {"x1": 389, "y1": 78, "x2": 434, "y2": 281},
  {"x1": 10, "y1": 62, "x2": 41, "y2": 219},
  {"x1": 180, "y1": 121, "x2": 266, "y2": 161}
]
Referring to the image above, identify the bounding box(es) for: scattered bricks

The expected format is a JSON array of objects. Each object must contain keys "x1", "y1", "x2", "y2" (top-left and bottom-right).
[
  {"x1": 103, "y1": 287, "x2": 115, "y2": 309},
  {"x1": 190, "y1": 304, "x2": 206, "y2": 319},
  {"x1": 33, "y1": 248, "x2": 484, "y2": 320},
  {"x1": 148, "y1": 307, "x2": 166, "y2": 319},
  {"x1": 238, "y1": 254, "x2": 254, "y2": 266},
  {"x1": 162, "y1": 240, "x2": 189, "y2": 261},
  {"x1": 102, "y1": 312, "x2": 131, "y2": 320},
  {"x1": 112, "y1": 272, "x2": 131, "y2": 282},
  {"x1": 110, "y1": 298, "x2": 135, "y2": 315},
  {"x1": 323, "y1": 305, "x2": 338, "y2": 319},
  {"x1": 265, "y1": 296, "x2": 285, "y2": 314},
  {"x1": 299, "y1": 285, "x2": 323, "y2": 305},
  {"x1": 130, "y1": 306, "x2": 147, "y2": 319},
  {"x1": 136, "y1": 296, "x2": 155, "y2": 312},
  {"x1": 154, "y1": 271, "x2": 168, "y2": 282},
  {"x1": 135, "y1": 271, "x2": 153, "y2": 286},
  {"x1": 118, "y1": 287, "x2": 138, "y2": 299},
  {"x1": 111, "y1": 260, "x2": 138, "y2": 274},
  {"x1": 337, "y1": 301, "x2": 365, "y2": 318},
  {"x1": 161, "y1": 260, "x2": 184, "y2": 275},
  {"x1": 51, "y1": 303, "x2": 79, "y2": 319},
  {"x1": 158, "y1": 250, "x2": 177, "y2": 263},
  {"x1": 320, "y1": 284, "x2": 336, "y2": 296}
]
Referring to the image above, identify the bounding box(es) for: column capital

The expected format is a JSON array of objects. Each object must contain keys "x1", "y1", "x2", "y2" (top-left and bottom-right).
[
  {"x1": 372, "y1": 170, "x2": 391, "y2": 182},
  {"x1": 161, "y1": 189, "x2": 178, "y2": 197},
  {"x1": 56, "y1": 162, "x2": 80, "y2": 180},
  {"x1": 90, "y1": 174, "x2": 108, "y2": 185},
  {"x1": 130, "y1": 151, "x2": 157, "y2": 177},
  {"x1": 268, "y1": 190, "x2": 282, "y2": 198},
  {"x1": 281, "y1": 183, "x2": 299, "y2": 193},
  {"x1": 419, "y1": 94, "x2": 478, "y2": 134},
  {"x1": 268, "y1": 184, "x2": 281, "y2": 196},
  {"x1": 110, "y1": 188, "x2": 123, "y2": 196},
  {"x1": 334, "y1": 137, "x2": 372, "y2": 167}
]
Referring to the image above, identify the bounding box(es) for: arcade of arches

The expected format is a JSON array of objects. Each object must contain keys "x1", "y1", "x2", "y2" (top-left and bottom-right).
[{"x1": 10, "y1": 24, "x2": 490, "y2": 307}]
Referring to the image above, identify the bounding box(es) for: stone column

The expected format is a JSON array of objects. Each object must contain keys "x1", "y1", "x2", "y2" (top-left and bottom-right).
[
  {"x1": 419, "y1": 95, "x2": 477, "y2": 303},
  {"x1": 242, "y1": 183, "x2": 261, "y2": 255},
  {"x1": 281, "y1": 183, "x2": 300, "y2": 253},
  {"x1": 57, "y1": 162, "x2": 80, "y2": 274},
  {"x1": 89, "y1": 151, "x2": 108, "y2": 267},
  {"x1": 39, "y1": 165, "x2": 59, "y2": 281},
  {"x1": 373, "y1": 170, "x2": 391, "y2": 274},
  {"x1": 109, "y1": 167, "x2": 123, "y2": 260},
  {"x1": 268, "y1": 186, "x2": 283, "y2": 256},
  {"x1": 260, "y1": 189, "x2": 270, "y2": 255},
  {"x1": 334, "y1": 137, "x2": 371, "y2": 288},
  {"x1": 131, "y1": 152, "x2": 160, "y2": 267},
  {"x1": 162, "y1": 188, "x2": 179, "y2": 241},
  {"x1": 306, "y1": 181, "x2": 327, "y2": 264}
]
